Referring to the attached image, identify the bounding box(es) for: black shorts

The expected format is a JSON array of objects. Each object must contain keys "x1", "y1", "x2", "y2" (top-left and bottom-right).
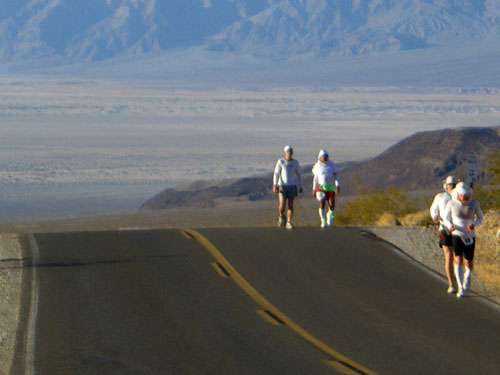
[
  {"x1": 279, "y1": 185, "x2": 297, "y2": 199},
  {"x1": 452, "y1": 235, "x2": 475, "y2": 261},
  {"x1": 438, "y1": 230, "x2": 453, "y2": 248}
]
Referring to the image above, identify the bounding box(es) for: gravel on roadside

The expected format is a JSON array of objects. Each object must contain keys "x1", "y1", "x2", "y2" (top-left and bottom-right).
[
  {"x1": 363, "y1": 226, "x2": 499, "y2": 305},
  {"x1": 0, "y1": 234, "x2": 23, "y2": 375}
]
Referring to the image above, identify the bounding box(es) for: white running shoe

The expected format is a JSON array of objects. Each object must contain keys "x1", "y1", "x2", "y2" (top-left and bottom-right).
[
  {"x1": 327, "y1": 211, "x2": 335, "y2": 226},
  {"x1": 447, "y1": 286, "x2": 456, "y2": 294},
  {"x1": 456, "y1": 288, "x2": 464, "y2": 298},
  {"x1": 286, "y1": 222, "x2": 294, "y2": 230},
  {"x1": 320, "y1": 219, "x2": 326, "y2": 228}
]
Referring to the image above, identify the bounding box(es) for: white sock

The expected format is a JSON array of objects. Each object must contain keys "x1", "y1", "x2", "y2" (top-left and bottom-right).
[
  {"x1": 454, "y1": 264, "x2": 464, "y2": 290},
  {"x1": 319, "y1": 208, "x2": 326, "y2": 220},
  {"x1": 464, "y1": 266, "x2": 472, "y2": 286}
]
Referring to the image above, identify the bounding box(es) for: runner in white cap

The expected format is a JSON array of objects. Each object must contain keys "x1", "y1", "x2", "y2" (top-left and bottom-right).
[
  {"x1": 443, "y1": 182, "x2": 484, "y2": 298},
  {"x1": 273, "y1": 145, "x2": 303, "y2": 229},
  {"x1": 430, "y1": 175, "x2": 458, "y2": 293},
  {"x1": 312, "y1": 149, "x2": 339, "y2": 228}
]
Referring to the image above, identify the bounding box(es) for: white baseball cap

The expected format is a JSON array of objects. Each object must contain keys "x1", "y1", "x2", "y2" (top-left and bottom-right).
[
  {"x1": 318, "y1": 149, "x2": 328, "y2": 159},
  {"x1": 445, "y1": 176, "x2": 457, "y2": 185},
  {"x1": 284, "y1": 145, "x2": 293, "y2": 152}
]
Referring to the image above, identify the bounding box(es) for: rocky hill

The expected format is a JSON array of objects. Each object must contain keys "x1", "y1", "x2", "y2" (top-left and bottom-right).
[
  {"x1": 339, "y1": 126, "x2": 500, "y2": 193},
  {"x1": 141, "y1": 126, "x2": 500, "y2": 209}
]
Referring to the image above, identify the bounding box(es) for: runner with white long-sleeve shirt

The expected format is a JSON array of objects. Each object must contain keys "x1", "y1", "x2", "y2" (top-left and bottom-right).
[
  {"x1": 443, "y1": 182, "x2": 484, "y2": 298},
  {"x1": 430, "y1": 175, "x2": 457, "y2": 293},
  {"x1": 312, "y1": 149, "x2": 339, "y2": 228},
  {"x1": 273, "y1": 145, "x2": 303, "y2": 229}
]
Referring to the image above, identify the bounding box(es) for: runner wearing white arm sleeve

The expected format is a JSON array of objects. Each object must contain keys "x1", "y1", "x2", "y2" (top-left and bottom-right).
[
  {"x1": 443, "y1": 182, "x2": 484, "y2": 298},
  {"x1": 312, "y1": 149, "x2": 339, "y2": 228},
  {"x1": 429, "y1": 175, "x2": 457, "y2": 293},
  {"x1": 273, "y1": 157, "x2": 302, "y2": 190},
  {"x1": 273, "y1": 145, "x2": 303, "y2": 229}
]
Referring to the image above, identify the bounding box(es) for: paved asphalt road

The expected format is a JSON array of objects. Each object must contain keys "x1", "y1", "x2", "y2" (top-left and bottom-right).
[{"x1": 13, "y1": 227, "x2": 500, "y2": 375}]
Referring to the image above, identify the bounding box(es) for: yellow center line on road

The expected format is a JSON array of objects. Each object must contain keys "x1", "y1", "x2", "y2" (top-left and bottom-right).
[{"x1": 182, "y1": 229, "x2": 378, "y2": 375}]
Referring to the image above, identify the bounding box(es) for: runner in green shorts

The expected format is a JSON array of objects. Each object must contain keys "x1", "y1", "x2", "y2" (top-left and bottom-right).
[{"x1": 312, "y1": 149, "x2": 339, "y2": 228}]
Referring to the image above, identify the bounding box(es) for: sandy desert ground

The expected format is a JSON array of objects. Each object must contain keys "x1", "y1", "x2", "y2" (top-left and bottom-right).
[{"x1": 0, "y1": 78, "x2": 499, "y2": 219}]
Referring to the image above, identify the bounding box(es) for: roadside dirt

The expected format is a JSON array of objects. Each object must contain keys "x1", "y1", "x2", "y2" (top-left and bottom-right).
[{"x1": 0, "y1": 234, "x2": 23, "y2": 375}]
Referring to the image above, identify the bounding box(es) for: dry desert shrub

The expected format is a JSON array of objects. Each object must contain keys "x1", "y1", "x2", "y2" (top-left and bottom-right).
[
  {"x1": 475, "y1": 211, "x2": 500, "y2": 298},
  {"x1": 375, "y1": 212, "x2": 397, "y2": 226},
  {"x1": 374, "y1": 210, "x2": 431, "y2": 227},
  {"x1": 337, "y1": 187, "x2": 417, "y2": 225},
  {"x1": 401, "y1": 210, "x2": 430, "y2": 226}
]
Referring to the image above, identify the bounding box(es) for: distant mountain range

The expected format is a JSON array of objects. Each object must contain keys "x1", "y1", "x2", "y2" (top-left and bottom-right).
[
  {"x1": 1, "y1": 0, "x2": 499, "y2": 68},
  {"x1": 208, "y1": 0, "x2": 500, "y2": 58},
  {"x1": 141, "y1": 127, "x2": 500, "y2": 209}
]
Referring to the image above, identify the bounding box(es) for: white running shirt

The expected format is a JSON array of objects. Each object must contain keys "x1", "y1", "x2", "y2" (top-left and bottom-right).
[
  {"x1": 312, "y1": 160, "x2": 339, "y2": 189},
  {"x1": 273, "y1": 158, "x2": 302, "y2": 189},
  {"x1": 443, "y1": 194, "x2": 483, "y2": 242},
  {"x1": 430, "y1": 192, "x2": 452, "y2": 232}
]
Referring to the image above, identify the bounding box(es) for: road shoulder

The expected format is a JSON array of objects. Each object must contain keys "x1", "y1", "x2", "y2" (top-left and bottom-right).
[
  {"x1": 362, "y1": 226, "x2": 499, "y2": 305},
  {"x1": 0, "y1": 234, "x2": 23, "y2": 375}
]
